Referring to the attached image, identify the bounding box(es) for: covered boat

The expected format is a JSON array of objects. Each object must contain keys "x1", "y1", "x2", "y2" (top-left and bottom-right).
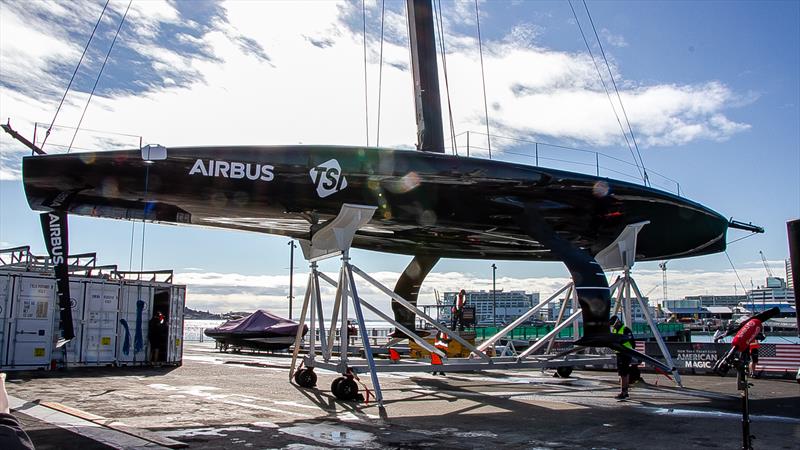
[{"x1": 204, "y1": 310, "x2": 307, "y2": 351}]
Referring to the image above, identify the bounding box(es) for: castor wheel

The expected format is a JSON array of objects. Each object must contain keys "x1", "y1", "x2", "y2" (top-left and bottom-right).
[
  {"x1": 331, "y1": 377, "x2": 344, "y2": 394},
  {"x1": 294, "y1": 368, "x2": 317, "y2": 388},
  {"x1": 331, "y1": 377, "x2": 358, "y2": 401},
  {"x1": 555, "y1": 366, "x2": 573, "y2": 378}
]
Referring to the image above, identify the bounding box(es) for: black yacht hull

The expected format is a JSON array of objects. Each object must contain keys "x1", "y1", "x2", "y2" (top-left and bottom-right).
[{"x1": 22, "y1": 145, "x2": 728, "y2": 261}]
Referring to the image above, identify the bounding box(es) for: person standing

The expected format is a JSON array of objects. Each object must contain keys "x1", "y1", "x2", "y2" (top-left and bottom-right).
[
  {"x1": 148, "y1": 311, "x2": 167, "y2": 364},
  {"x1": 610, "y1": 315, "x2": 635, "y2": 400},
  {"x1": 748, "y1": 331, "x2": 765, "y2": 377}
]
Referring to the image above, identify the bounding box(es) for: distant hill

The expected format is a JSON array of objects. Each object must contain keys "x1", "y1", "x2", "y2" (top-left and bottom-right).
[{"x1": 184, "y1": 306, "x2": 223, "y2": 320}]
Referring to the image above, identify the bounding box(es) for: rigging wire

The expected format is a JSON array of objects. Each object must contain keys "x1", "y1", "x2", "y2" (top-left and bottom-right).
[
  {"x1": 726, "y1": 231, "x2": 759, "y2": 246},
  {"x1": 139, "y1": 163, "x2": 151, "y2": 273},
  {"x1": 725, "y1": 250, "x2": 749, "y2": 294},
  {"x1": 474, "y1": 0, "x2": 492, "y2": 159},
  {"x1": 128, "y1": 221, "x2": 136, "y2": 271},
  {"x1": 582, "y1": 0, "x2": 649, "y2": 185},
  {"x1": 68, "y1": 0, "x2": 133, "y2": 153},
  {"x1": 567, "y1": 0, "x2": 644, "y2": 183},
  {"x1": 434, "y1": 0, "x2": 458, "y2": 155},
  {"x1": 376, "y1": 0, "x2": 385, "y2": 147},
  {"x1": 362, "y1": 0, "x2": 370, "y2": 147},
  {"x1": 41, "y1": 0, "x2": 110, "y2": 150}
]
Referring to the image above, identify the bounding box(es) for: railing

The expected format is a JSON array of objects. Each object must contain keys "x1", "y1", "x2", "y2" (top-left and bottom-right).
[
  {"x1": 473, "y1": 322, "x2": 685, "y2": 341},
  {"x1": 19, "y1": 121, "x2": 683, "y2": 197},
  {"x1": 30, "y1": 122, "x2": 142, "y2": 156},
  {"x1": 450, "y1": 131, "x2": 682, "y2": 196},
  {"x1": 184, "y1": 323, "x2": 686, "y2": 345}
]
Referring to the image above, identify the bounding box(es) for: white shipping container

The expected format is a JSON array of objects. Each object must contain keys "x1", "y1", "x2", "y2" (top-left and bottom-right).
[
  {"x1": 0, "y1": 274, "x2": 14, "y2": 367},
  {"x1": 62, "y1": 280, "x2": 86, "y2": 366},
  {"x1": 81, "y1": 280, "x2": 120, "y2": 365},
  {"x1": 6, "y1": 275, "x2": 56, "y2": 369},
  {"x1": 0, "y1": 269, "x2": 185, "y2": 371},
  {"x1": 116, "y1": 282, "x2": 153, "y2": 365},
  {"x1": 166, "y1": 285, "x2": 186, "y2": 364}
]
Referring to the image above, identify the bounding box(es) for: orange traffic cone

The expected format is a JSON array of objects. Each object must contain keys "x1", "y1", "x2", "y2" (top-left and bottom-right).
[
  {"x1": 389, "y1": 348, "x2": 401, "y2": 361},
  {"x1": 431, "y1": 353, "x2": 443, "y2": 365}
]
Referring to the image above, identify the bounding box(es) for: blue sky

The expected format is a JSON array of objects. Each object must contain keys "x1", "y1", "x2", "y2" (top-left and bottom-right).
[{"x1": 1, "y1": 0, "x2": 798, "y2": 316}]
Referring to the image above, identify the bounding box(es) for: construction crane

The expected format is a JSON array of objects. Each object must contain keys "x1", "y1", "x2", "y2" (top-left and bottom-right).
[
  {"x1": 658, "y1": 261, "x2": 669, "y2": 301},
  {"x1": 759, "y1": 251, "x2": 774, "y2": 277}
]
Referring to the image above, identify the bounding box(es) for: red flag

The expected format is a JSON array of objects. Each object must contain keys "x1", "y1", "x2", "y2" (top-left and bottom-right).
[{"x1": 389, "y1": 348, "x2": 400, "y2": 361}]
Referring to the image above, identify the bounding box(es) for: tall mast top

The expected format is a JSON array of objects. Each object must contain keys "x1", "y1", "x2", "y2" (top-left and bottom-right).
[{"x1": 407, "y1": 0, "x2": 445, "y2": 153}]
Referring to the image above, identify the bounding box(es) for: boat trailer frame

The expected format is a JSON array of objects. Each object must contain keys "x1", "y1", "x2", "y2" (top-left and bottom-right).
[{"x1": 288, "y1": 204, "x2": 679, "y2": 409}]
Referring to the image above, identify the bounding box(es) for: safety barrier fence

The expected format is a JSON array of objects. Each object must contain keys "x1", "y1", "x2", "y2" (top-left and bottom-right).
[{"x1": 185, "y1": 322, "x2": 686, "y2": 344}]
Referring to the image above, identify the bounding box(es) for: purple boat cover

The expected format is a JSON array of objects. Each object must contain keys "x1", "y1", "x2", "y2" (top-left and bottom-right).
[{"x1": 211, "y1": 310, "x2": 303, "y2": 336}]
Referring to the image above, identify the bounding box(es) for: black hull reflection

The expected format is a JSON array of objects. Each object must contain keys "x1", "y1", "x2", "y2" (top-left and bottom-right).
[{"x1": 23, "y1": 145, "x2": 727, "y2": 261}]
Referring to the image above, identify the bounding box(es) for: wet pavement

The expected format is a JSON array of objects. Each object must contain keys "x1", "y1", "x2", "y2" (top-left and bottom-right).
[{"x1": 6, "y1": 342, "x2": 800, "y2": 449}]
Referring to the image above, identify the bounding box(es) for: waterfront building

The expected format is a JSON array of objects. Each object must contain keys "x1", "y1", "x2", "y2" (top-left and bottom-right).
[
  {"x1": 684, "y1": 294, "x2": 747, "y2": 308},
  {"x1": 548, "y1": 296, "x2": 655, "y2": 323},
  {"x1": 441, "y1": 290, "x2": 539, "y2": 326},
  {"x1": 747, "y1": 277, "x2": 795, "y2": 306},
  {"x1": 662, "y1": 299, "x2": 707, "y2": 320}
]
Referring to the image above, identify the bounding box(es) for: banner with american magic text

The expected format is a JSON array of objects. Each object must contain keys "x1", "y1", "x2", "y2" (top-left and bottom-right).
[{"x1": 40, "y1": 211, "x2": 75, "y2": 343}]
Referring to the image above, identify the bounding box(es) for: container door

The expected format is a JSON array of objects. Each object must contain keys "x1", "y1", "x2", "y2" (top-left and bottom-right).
[
  {"x1": 167, "y1": 286, "x2": 185, "y2": 363},
  {"x1": 0, "y1": 274, "x2": 15, "y2": 367},
  {"x1": 8, "y1": 276, "x2": 55, "y2": 369},
  {"x1": 82, "y1": 280, "x2": 119, "y2": 365},
  {"x1": 117, "y1": 282, "x2": 153, "y2": 364},
  {"x1": 63, "y1": 279, "x2": 86, "y2": 366}
]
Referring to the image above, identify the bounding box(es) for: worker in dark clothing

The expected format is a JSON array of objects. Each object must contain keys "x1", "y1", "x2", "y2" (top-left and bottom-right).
[
  {"x1": 148, "y1": 311, "x2": 167, "y2": 364},
  {"x1": 610, "y1": 315, "x2": 635, "y2": 400}
]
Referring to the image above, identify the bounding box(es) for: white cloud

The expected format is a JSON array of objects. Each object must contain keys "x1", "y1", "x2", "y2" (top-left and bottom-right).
[
  {"x1": 176, "y1": 259, "x2": 788, "y2": 317},
  {"x1": 0, "y1": 0, "x2": 750, "y2": 181},
  {"x1": 600, "y1": 28, "x2": 628, "y2": 48},
  {"x1": 0, "y1": 4, "x2": 80, "y2": 94}
]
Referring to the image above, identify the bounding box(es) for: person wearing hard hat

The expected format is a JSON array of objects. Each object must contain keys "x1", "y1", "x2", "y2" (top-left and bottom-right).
[{"x1": 610, "y1": 315, "x2": 634, "y2": 400}]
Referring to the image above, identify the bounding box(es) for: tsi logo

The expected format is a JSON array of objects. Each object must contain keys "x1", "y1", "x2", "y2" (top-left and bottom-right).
[{"x1": 309, "y1": 159, "x2": 348, "y2": 198}]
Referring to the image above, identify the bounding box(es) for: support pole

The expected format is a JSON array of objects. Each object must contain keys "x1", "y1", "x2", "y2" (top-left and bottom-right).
[
  {"x1": 518, "y1": 310, "x2": 583, "y2": 359},
  {"x1": 312, "y1": 264, "x2": 330, "y2": 361},
  {"x1": 308, "y1": 267, "x2": 316, "y2": 361},
  {"x1": 288, "y1": 241, "x2": 296, "y2": 319},
  {"x1": 289, "y1": 273, "x2": 313, "y2": 380},
  {"x1": 325, "y1": 266, "x2": 345, "y2": 359},
  {"x1": 339, "y1": 265, "x2": 350, "y2": 368},
  {"x1": 624, "y1": 269, "x2": 633, "y2": 327},
  {"x1": 478, "y1": 282, "x2": 572, "y2": 352},
  {"x1": 630, "y1": 276, "x2": 682, "y2": 386},
  {"x1": 344, "y1": 256, "x2": 384, "y2": 407},
  {"x1": 546, "y1": 286, "x2": 573, "y2": 355},
  {"x1": 351, "y1": 265, "x2": 490, "y2": 361},
  {"x1": 572, "y1": 286, "x2": 580, "y2": 340},
  {"x1": 319, "y1": 268, "x2": 444, "y2": 356}
]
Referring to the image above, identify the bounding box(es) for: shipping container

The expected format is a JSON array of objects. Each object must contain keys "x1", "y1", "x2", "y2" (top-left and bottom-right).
[
  {"x1": 5, "y1": 275, "x2": 56, "y2": 369},
  {"x1": 0, "y1": 274, "x2": 15, "y2": 366},
  {"x1": 1, "y1": 247, "x2": 185, "y2": 371},
  {"x1": 116, "y1": 281, "x2": 154, "y2": 365},
  {"x1": 81, "y1": 279, "x2": 121, "y2": 366}
]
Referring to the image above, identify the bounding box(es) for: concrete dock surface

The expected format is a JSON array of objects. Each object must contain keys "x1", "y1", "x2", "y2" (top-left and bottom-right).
[{"x1": 5, "y1": 342, "x2": 799, "y2": 449}]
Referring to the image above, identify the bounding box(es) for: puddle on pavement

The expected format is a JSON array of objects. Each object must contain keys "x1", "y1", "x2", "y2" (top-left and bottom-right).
[
  {"x1": 453, "y1": 430, "x2": 498, "y2": 438},
  {"x1": 282, "y1": 445, "x2": 334, "y2": 450},
  {"x1": 646, "y1": 407, "x2": 800, "y2": 423},
  {"x1": 280, "y1": 421, "x2": 377, "y2": 447},
  {"x1": 160, "y1": 426, "x2": 263, "y2": 438}
]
